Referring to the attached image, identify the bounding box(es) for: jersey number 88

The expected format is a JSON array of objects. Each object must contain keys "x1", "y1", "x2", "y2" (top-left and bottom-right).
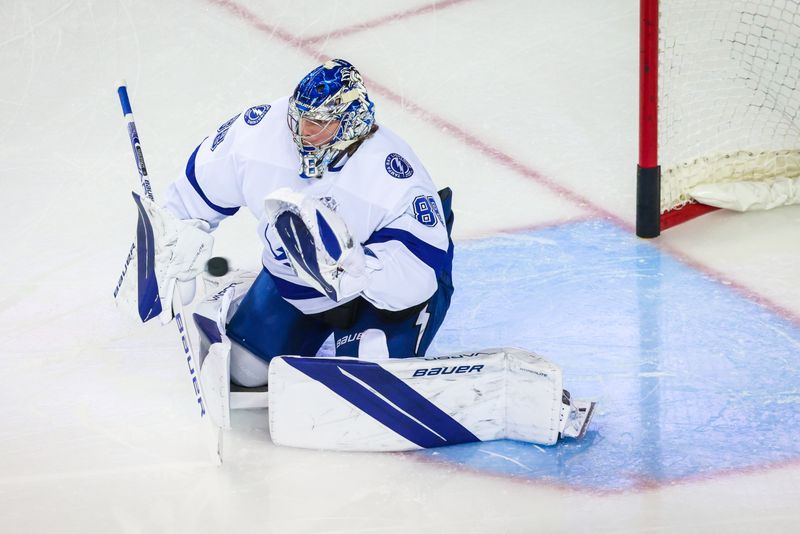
[{"x1": 413, "y1": 195, "x2": 442, "y2": 227}]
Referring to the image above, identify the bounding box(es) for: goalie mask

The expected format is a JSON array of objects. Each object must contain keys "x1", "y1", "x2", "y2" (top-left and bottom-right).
[{"x1": 287, "y1": 59, "x2": 375, "y2": 179}]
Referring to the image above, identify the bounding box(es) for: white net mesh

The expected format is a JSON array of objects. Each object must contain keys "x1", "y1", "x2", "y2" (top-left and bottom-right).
[{"x1": 659, "y1": 0, "x2": 800, "y2": 212}]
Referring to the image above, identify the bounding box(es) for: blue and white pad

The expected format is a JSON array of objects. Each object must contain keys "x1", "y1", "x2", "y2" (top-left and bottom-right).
[
  {"x1": 115, "y1": 193, "x2": 214, "y2": 324},
  {"x1": 264, "y1": 188, "x2": 368, "y2": 302},
  {"x1": 193, "y1": 269, "x2": 258, "y2": 361},
  {"x1": 192, "y1": 269, "x2": 268, "y2": 427},
  {"x1": 268, "y1": 348, "x2": 594, "y2": 451}
]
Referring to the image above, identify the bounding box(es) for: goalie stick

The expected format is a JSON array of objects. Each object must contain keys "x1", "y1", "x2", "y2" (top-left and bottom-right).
[
  {"x1": 115, "y1": 82, "x2": 223, "y2": 464},
  {"x1": 112, "y1": 84, "x2": 156, "y2": 315}
]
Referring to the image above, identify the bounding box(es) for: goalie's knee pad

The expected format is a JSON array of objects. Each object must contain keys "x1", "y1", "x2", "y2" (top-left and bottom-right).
[
  {"x1": 229, "y1": 342, "x2": 270, "y2": 387},
  {"x1": 192, "y1": 269, "x2": 270, "y2": 387},
  {"x1": 193, "y1": 269, "x2": 257, "y2": 367}
]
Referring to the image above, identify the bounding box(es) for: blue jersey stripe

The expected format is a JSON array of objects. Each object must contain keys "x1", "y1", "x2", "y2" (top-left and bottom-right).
[
  {"x1": 282, "y1": 357, "x2": 479, "y2": 448},
  {"x1": 185, "y1": 143, "x2": 240, "y2": 216},
  {"x1": 365, "y1": 227, "x2": 451, "y2": 275}
]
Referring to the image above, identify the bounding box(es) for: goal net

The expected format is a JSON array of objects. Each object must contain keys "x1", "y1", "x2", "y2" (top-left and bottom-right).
[{"x1": 637, "y1": 0, "x2": 800, "y2": 236}]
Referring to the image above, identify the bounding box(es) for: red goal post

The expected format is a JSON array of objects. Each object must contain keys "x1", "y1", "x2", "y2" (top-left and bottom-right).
[{"x1": 637, "y1": 0, "x2": 800, "y2": 238}]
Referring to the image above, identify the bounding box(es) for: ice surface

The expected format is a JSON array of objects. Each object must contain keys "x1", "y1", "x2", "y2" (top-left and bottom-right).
[
  {"x1": 1, "y1": 1, "x2": 799, "y2": 532},
  {"x1": 433, "y1": 220, "x2": 800, "y2": 491}
]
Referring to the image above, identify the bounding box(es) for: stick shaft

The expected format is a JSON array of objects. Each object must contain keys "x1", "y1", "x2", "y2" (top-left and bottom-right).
[{"x1": 117, "y1": 85, "x2": 155, "y2": 201}]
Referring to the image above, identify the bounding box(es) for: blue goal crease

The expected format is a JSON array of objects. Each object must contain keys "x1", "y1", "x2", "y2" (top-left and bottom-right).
[{"x1": 418, "y1": 219, "x2": 800, "y2": 491}]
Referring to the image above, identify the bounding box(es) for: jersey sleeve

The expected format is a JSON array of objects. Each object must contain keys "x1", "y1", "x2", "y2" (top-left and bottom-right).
[
  {"x1": 162, "y1": 113, "x2": 247, "y2": 229},
  {"x1": 360, "y1": 188, "x2": 452, "y2": 311}
]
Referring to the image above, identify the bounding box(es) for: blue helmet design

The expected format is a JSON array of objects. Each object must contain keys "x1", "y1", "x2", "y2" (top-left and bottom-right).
[{"x1": 288, "y1": 59, "x2": 375, "y2": 178}]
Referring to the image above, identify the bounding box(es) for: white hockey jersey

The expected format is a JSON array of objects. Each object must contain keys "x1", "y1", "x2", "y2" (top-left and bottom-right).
[{"x1": 163, "y1": 97, "x2": 451, "y2": 315}]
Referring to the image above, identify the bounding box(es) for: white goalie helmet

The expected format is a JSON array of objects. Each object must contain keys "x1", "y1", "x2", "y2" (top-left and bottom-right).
[{"x1": 287, "y1": 59, "x2": 376, "y2": 179}]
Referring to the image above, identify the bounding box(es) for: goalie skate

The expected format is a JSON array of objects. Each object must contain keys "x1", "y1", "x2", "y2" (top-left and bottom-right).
[{"x1": 558, "y1": 390, "x2": 596, "y2": 440}]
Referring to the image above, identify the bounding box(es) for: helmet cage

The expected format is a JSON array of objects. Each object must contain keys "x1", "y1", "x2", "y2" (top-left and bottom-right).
[{"x1": 287, "y1": 59, "x2": 375, "y2": 178}]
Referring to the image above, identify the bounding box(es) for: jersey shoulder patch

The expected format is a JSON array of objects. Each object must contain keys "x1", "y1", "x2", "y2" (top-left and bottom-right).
[
  {"x1": 384, "y1": 153, "x2": 414, "y2": 179},
  {"x1": 244, "y1": 104, "x2": 271, "y2": 125}
]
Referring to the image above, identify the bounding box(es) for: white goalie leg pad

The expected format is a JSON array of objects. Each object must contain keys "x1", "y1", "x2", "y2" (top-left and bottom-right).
[
  {"x1": 193, "y1": 269, "x2": 257, "y2": 363},
  {"x1": 197, "y1": 340, "x2": 269, "y2": 421},
  {"x1": 198, "y1": 340, "x2": 231, "y2": 429},
  {"x1": 502, "y1": 348, "x2": 564, "y2": 444},
  {"x1": 195, "y1": 269, "x2": 270, "y2": 389},
  {"x1": 192, "y1": 270, "x2": 268, "y2": 427},
  {"x1": 268, "y1": 348, "x2": 595, "y2": 451}
]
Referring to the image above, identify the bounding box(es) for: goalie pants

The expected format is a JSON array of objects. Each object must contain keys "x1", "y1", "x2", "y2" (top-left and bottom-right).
[{"x1": 225, "y1": 267, "x2": 452, "y2": 361}]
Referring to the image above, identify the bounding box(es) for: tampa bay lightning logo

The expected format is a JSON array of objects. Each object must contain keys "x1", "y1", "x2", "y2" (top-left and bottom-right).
[
  {"x1": 244, "y1": 104, "x2": 271, "y2": 125},
  {"x1": 384, "y1": 153, "x2": 414, "y2": 179}
]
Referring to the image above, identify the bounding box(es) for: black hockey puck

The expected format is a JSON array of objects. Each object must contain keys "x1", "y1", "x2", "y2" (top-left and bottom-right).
[{"x1": 206, "y1": 256, "x2": 230, "y2": 277}]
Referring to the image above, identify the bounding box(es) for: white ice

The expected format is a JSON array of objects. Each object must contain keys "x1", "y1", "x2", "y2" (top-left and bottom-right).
[{"x1": 1, "y1": 1, "x2": 800, "y2": 532}]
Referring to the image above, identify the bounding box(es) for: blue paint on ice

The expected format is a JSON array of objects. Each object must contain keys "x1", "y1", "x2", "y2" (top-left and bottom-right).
[{"x1": 424, "y1": 219, "x2": 800, "y2": 490}]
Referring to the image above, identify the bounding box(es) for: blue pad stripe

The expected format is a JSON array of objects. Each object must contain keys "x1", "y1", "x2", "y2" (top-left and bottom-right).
[
  {"x1": 283, "y1": 357, "x2": 479, "y2": 448},
  {"x1": 131, "y1": 192, "x2": 162, "y2": 322},
  {"x1": 193, "y1": 313, "x2": 223, "y2": 345}
]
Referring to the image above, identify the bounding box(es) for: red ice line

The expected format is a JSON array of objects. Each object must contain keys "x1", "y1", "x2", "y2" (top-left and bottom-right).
[
  {"x1": 205, "y1": 0, "x2": 623, "y2": 224},
  {"x1": 402, "y1": 448, "x2": 800, "y2": 496},
  {"x1": 301, "y1": 0, "x2": 475, "y2": 44},
  {"x1": 205, "y1": 0, "x2": 800, "y2": 329}
]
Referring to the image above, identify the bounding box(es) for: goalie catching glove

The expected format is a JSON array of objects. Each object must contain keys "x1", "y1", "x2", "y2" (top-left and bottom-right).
[
  {"x1": 264, "y1": 188, "x2": 379, "y2": 302},
  {"x1": 117, "y1": 192, "x2": 214, "y2": 323}
]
